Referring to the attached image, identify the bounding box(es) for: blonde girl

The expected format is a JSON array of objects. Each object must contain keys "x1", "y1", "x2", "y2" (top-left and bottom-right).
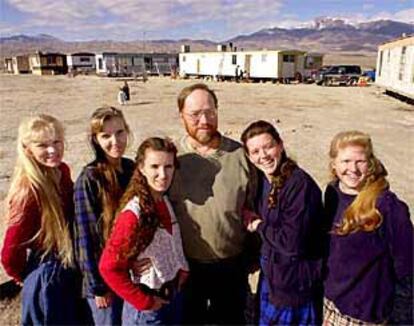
[
  {"x1": 1, "y1": 114, "x2": 80, "y2": 325},
  {"x1": 323, "y1": 130, "x2": 413, "y2": 325},
  {"x1": 74, "y1": 106, "x2": 134, "y2": 325}
]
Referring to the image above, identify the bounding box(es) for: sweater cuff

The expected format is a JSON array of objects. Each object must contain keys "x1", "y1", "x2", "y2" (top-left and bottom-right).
[
  {"x1": 256, "y1": 221, "x2": 266, "y2": 238},
  {"x1": 137, "y1": 293, "x2": 156, "y2": 311}
]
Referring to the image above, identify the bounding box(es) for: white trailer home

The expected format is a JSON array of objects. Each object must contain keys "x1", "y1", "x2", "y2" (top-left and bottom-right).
[
  {"x1": 376, "y1": 35, "x2": 414, "y2": 100},
  {"x1": 148, "y1": 53, "x2": 178, "y2": 75},
  {"x1": 95, "y1": 52, "x2": 178, "y2": 77},
  {"x1": 179, "y1": 45, "x2": 323, "y2": 81},
  {"x1": 67, "y1": 52, "x2": 96, "y2": 73},
  {"x1": 95, "y1": 53, "x2": 146, "y2": 77}
]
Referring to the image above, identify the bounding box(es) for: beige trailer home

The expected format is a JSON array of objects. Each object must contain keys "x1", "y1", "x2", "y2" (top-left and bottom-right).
[
  {"x1": 376, "y1": 35, "x2": 414, "y2": 100},
  {"x1": 4, "y1": 58, "x2": 13, "y2": 73},
  {"x1": 179, "y1": 45, "x2": 321, "y2": 81},
  {"x1": 4, "y1": 56, "x2": 31, "y2": 74}
]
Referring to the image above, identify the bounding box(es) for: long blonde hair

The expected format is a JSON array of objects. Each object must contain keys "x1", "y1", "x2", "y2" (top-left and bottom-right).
[
  {"x1": 88, "y1": 106, "x2": 131, "y2": 241},
  {"x1": 6, "y1": 114, "x2": 74, "y2": 266},
  {"x1": 329, "y1": 130, "x2": 389, "y2": 235}
]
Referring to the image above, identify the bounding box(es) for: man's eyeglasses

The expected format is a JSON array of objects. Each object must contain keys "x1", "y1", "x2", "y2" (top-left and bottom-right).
[{"x1": 183, "y1": 109, "x2": 217, "y2": 122}]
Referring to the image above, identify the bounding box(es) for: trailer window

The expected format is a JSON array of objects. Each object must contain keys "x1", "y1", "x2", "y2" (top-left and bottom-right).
[
  {"x1": 399, "y1": 47, "x2": 406, "y2": 81},
  {"x1": 80, "y1": 57, "x2": 91, "y2": 62},
  {"x1": 283, "y1": 55, "x2": 295, "y2": 63},
  {"x1": 261, "y1": 54, "x2": 267, "y2": 62},
  {"x1": 232, "y1": 55, "x2": 237, "y2": 65},
  {"x1": 378, "y1": 51, "x2": 383, "y2": 77},
  {"x1": 182, "y1": 56, "x2": 186, "y2": 62},
  {"x1": 47, "y1": 56, "x2": 57, "y2": 65}
]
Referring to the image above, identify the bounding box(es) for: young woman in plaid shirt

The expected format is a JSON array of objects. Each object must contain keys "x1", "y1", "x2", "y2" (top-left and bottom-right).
[{"x1": 74, "y1": 106, "x2": 134, "y2": 325}]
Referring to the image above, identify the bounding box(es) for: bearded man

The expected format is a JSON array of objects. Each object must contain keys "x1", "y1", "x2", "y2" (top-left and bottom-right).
[{"x1": 169, "y1": 83, "x2": 257, "y2": 325}]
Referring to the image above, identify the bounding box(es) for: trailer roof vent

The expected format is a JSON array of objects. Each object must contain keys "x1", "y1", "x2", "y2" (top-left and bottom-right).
[
  {"x1": 181, "y1": 45, "x2": 191, "y2": 53},
  {"x1": 217, "y1": 44, "x2": 227, "y2": 52}
]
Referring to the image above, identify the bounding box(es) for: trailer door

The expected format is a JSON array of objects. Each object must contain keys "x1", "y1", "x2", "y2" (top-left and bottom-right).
[
  {"x1": 244, "y1": 55, "x2": 251, "y2": 74},
  {"x1": 282, "y1": 54, "x2": 295, "y2": 78}
]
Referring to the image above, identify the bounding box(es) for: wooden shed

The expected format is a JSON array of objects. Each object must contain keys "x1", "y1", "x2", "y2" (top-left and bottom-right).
[{"x1": 376, "y1": 35, "x2": 414, "y2": 100}]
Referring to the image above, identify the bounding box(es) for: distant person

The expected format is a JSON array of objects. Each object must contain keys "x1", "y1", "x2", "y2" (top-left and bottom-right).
[
  {"x1": 1, "y1": 114, "x2": 82, "y2": 325},
  {"x1": 143, "y1": 70, "x2": 148, "y2": 83},
  {"x1": 122, "y1": 81, "x2": 130, "y2": 101},
  {"x1": 168, "y1": 83, "x2": 257, "y2": 324},
  {"x1": 179, "y1": 69, "x2": 187, "y2": 80},
  {"x1": 235, "y1": 65, "x2": 240, "y2": 82},
  {"x1": 241, "y1": 120, "x2": 325, "y2": 325},
  {"x1": 118, "y1": 87, "x2": 127, "y2": 106},
  {"x1": 323, "y1": 130, "x2": 413, "y2": 325},
  {"x1": 99, "y1": 137, "x2": 189, "y2": 325},
  {"x1": 74, "y1": 106, "x2": 135, "y2": 325}
]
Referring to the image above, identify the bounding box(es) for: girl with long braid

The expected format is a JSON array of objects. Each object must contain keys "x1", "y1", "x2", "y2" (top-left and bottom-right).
[
  {"x1": 99, "y1": 137, "x2": 189, "y2": 325},
  {"x1": 241, "y1": 120, "x2": 325, "y2": 325}
]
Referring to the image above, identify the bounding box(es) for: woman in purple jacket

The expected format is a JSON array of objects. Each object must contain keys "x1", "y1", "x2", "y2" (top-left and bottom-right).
[
  {"x1": 241, "y1": 120, "x2": 325, "y2": 325},
  {"x1": 323, "y1": 130, "x2": 413, "y2": 325}
]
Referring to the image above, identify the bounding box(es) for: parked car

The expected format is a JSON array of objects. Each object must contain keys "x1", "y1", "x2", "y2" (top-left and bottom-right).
[
  {"x1": 310, "y1": 65, "x2": 331, "y2": 81},
  {"x1": 315, "y1": 65, "x2": 362, "y2": 86}
]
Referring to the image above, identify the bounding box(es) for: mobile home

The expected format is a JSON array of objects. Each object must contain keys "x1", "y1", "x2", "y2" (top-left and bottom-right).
[
  {"x1": 67, "y1": 52, "x2": 96, "y2": 73},
  {"x1": 29, "y1": 52, "x2": 68, "y2": 75},
  {"x1": 4, "y1": 58, "x2": 13, "y2": 73},
  {"x1": 95, "y1": 52, "x2": 146, "y2": 76},
  {"x1": 376, "y1": 35, "x2": 414, "y2": 100},
  {"x1": 4, "y1": 56, "x2": 30, "y2": 74},
  {"x1": 179, "y1": 45, "x2": 323, "y2": 81},
  {"x1": 146, "y1": 53, "x2": 178, "y2": 75},
  {"x1": 95, "y1": 52, "x2": 178, "y2": 77}
]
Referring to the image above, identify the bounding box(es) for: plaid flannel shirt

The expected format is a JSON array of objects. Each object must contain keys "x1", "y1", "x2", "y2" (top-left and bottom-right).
[{"x1": 73, "y1": 158, "x2": 134, "y2": 297}]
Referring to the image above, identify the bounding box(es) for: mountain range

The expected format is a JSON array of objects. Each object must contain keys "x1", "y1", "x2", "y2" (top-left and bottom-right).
[{"x1": 0, "y1": 19, "x2": 413, "y2": 58}]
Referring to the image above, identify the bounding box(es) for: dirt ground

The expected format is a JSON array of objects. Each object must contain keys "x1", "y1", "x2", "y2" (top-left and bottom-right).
[{"x1": 0, "y1": 73, "x2": 413, "y2": 323}]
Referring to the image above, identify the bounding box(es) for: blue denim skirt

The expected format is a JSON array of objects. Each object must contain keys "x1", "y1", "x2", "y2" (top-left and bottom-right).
[{"x1": 21, "y1": 258, "x2": 82, "y2": 325}]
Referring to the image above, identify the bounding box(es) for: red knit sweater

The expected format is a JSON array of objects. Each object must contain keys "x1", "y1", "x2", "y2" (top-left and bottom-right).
[{"x1": 1, "y1": 163, "x2": 73, "y2": 283}]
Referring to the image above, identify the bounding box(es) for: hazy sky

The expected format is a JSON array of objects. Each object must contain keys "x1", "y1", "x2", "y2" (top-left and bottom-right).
[{"x1": 0, "y1": 0, "x2": 413, "y2": 41}]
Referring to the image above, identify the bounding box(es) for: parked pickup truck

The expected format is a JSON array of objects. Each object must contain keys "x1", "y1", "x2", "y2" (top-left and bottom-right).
[{"x1": 315, "y1": 65, "x2": 362, "y2": 86}]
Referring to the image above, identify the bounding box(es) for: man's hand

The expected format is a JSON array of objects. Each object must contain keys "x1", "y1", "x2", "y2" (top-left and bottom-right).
[{"x1": 144, "y1": 296, "x2": 169, "y2": 312}]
